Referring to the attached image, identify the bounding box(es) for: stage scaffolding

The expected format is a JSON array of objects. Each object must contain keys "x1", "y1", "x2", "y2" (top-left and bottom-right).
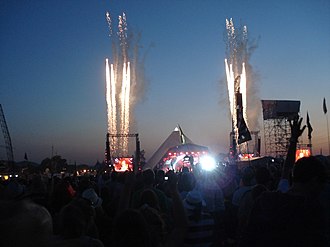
[{"x1": 261, "y1": 100, "x2": 300, "y2": 158}]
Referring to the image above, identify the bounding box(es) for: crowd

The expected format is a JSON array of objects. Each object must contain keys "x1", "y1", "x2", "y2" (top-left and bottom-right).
[{"x1": 0, "y1": 117, "x2": 329, "y2": 247}]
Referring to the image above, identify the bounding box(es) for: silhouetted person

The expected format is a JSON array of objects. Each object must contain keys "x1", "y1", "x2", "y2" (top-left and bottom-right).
[
  {"x1": 240, "y1": 117, "x2": 328, "y2": 247},
  {"x1": 51, "y1": 197, "x2": 104, "y2": 247},
  {"x1": 113, "y1": 209, "x2": 153, "y2": 247},
  {"x1": 114, "y1": 171, "x2": 187, "y2": 247},
  {"x1": 0, "y1": 199, "x2": 53, "y2": 247},
  {"x1": 182, "y1": 190, "x2": 216, "y2": 246},
  {"x1": 237, "y1": 166, "x2": 271, "y2": 239},
  {"x1": 132, "y1": 169, "x2": 169, "y2": 214}
]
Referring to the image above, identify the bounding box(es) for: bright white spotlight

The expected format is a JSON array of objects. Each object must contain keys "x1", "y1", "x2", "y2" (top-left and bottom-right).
[{"x1": 200, "y1": 155, "x2": 216, "y2": 171}]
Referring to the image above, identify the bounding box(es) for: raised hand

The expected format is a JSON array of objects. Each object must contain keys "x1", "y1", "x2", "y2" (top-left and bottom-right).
[{"x1": 289, "y1": 116, "x2": 306, "y2": 142}]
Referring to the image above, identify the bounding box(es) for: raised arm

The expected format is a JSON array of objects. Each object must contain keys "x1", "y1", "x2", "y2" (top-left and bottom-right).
[{"x1": 281, "y1": 116, "x2": 306, "y2": 180}]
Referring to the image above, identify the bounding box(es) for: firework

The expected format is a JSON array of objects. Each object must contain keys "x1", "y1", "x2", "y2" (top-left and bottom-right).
[{"x1": 105, "y1": 12, "x2": 131, "y2": 156}]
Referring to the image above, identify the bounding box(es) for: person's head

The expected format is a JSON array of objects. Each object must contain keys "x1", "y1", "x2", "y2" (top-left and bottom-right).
[
  {"x1": 77, "y1": 176, "x2": 92, "y2": 194},
  {"x1": 4, "y1": 179, "x2": 25, "y2": 200},
  {"x1": 0, "y1": 199, "x2": 53, "y2": 247},
  {"x1": 140, "y1": 188, "x2": 160, "y2": 211},
  {"x1": 59, "y1": 202, "x2": 88, "y2": 239},
  {"x1": 113, "y1": 209, "x2": 152, "y2": 247},
  {"x1": 251, "y1": 184, "x2": 268, "y2": 200},
  {"x1": 178, "y1": 172, "x2": 195, "y2": 192},
  {"x1": 58, "y1": 197, "x2": 96, "y2": 238},
  {"x1": 292, "y1": 156, "x2": 327, "y2": 195},
  {"x1": 315, "y1": 155, "x2": 330, "y2": 181},
  {"x1": 139, "y1": 204, "x2": 166, "y2": 245},
  {"x1": 28, "y1": 174, "x2": 47, "y2": 193},
  {"x1": 241, "y1": 166, "x2": 255, "y2": 186},
  {"x1": 142, "y1": 169, "x2": 155, "y2": 186},
  {"x1": 182, "y1": 166, "x2": 190, "y2": 173},
  {"x1": 155, "y1": 169, "x2": 165, "y2": 184},
  {"x1": 183, "y1": 190, "x2": 205, "y2": 220},
  {"x1": 81, "y1": 188, "x2": 103, "y2": 208}
]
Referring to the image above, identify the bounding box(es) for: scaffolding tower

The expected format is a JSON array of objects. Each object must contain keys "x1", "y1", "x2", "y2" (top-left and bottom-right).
[
  {"x1": 261, "y1": 100, "x2": 300, "y2": 158},
  {"x1": 0, "y1": 104, "x2": 14, "y2": 162}
]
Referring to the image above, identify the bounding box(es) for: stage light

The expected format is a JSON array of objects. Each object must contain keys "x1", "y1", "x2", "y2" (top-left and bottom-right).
[{"x1": 200, "y1": 155, "x2": 216, "y2": 171}]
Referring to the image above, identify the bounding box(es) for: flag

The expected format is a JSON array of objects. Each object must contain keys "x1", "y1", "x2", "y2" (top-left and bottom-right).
[
  {"x1": 24, "y1": 152, "x2": 28, "y2": 161},
  {"x1": 237, "y1": 111, "x2": 252, "y2": 144},
  {"x1": 306, "y1": 112, "x2": 313, "y2": 139},
  {"x1": 323, "y1": 97, "x2": 327, "y2": 114}
]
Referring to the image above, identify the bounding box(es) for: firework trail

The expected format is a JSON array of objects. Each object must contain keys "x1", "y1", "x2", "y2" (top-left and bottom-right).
[
  {"x1": 118, "y1": 13, "x2": 128, "y2": 62},
  {"x1": 224, "y1": 18, "x2": 260, "y2": 154},
  {"x1": 119, "y1": 62, "x2": 131, "y2": 154},
  {"x1": 225, "y1": 18, "x2": 236, "y2": 73},
  {"x1": 118, "y1": 12, "x2": 130, "y2": 154},
  {"x1": 105, "y1": 59, "x2": 118, "y2": 151},
  {"x1": 106, "y1": 58, "x2": 111, "y2": 134},
  {"x1": 105, "y1": 11, "x2": 145, "y2": 157},
  {"x1": 110, "y1": 62, "x2": 118, "y2": 151},
  {"x1": 105, "y1": 11, "x2": 112, "y2": 37},
  {"x1": 241, "y1": 63, "x2": 247, "y2": 124},
  {"x1": 124, "y1": 62, "x2": 131, "y2": 130},
  {"x1": 106, "y1": 58, "x2": 111, "y2": 133},
  {"x1": 225, "y1": 59, "x2": 235, "y2": 123},
  {"x1": 105, "y1": 12, "x2": 131, "y2": 156},
  {"x1": 225, "y1": 18, "x2": 250, "y2": 132}
]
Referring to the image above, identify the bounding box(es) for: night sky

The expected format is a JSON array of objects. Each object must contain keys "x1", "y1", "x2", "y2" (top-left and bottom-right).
[{"x1": 1, "y1": 0, "x2": 329, "y2": 164}]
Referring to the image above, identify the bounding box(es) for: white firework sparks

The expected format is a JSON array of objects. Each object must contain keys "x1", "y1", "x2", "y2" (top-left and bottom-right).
[
  {"x1": 105, "y1": 12, "x2": 141, "y2": 157},
  {"x1": 225, "y1": 19, "x2": 250, "y2": 135}
]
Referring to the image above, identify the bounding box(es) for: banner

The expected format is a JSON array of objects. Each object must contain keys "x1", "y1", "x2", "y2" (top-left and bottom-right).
[
  {"x1": 307, "y1": 112, "x2": 313, "y2": 139},
  {"x1": 237, "y1": 112, "x2": 252, "y2": 144}
]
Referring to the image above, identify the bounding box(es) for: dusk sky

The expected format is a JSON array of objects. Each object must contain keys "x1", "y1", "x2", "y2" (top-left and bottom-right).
[{"x1": 1, "y1": 0, "x2": 329, "y2": 164}]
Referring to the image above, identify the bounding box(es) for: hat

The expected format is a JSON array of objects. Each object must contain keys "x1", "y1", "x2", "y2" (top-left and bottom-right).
[
  {"x1": 81, "y1": 188, "x2": 103, "y2": 208},
  {"x1": 183, "y1": 190, "x2": 205, "y2": 210}
]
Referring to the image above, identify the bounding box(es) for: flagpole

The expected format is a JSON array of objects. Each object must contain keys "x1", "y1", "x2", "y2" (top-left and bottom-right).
[{"x1": 326, "y1": 114, "x2": 330, "y2": 155}]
